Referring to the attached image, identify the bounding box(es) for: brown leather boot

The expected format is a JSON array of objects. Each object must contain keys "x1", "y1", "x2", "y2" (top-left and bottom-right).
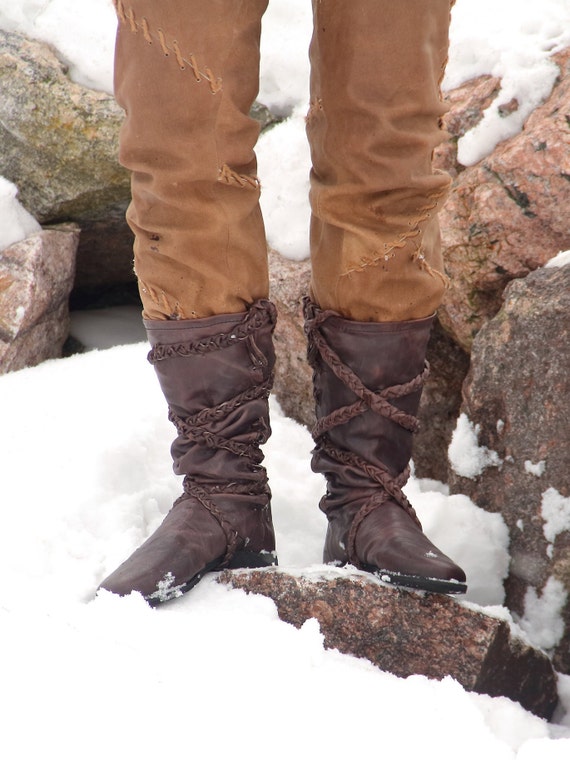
[
  {"x1": 304, "y1": 299, "x2": 467, "y2": 594},
  {"x1": 99, "y1": 300, "x2": 278, "y2": 604}
]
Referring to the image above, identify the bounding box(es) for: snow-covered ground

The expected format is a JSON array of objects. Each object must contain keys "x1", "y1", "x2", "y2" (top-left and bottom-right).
[
  {"x1": 1, "y1": 1, "x2": 570, "y2": 757},
  {"x1": 1, "y1": 344, "x2": 569, "y2": 759}
]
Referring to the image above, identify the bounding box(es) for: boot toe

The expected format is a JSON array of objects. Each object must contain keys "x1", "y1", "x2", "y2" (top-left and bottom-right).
[
  {"x1": 97, "y1": 499, "x2": 228, "y2": 603},
  {"x1": 356, "y1": 503, "x2": 467, "y2": 594}
]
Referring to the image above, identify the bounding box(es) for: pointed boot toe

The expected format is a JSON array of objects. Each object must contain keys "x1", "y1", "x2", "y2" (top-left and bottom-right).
[{"x1": 355, "y1": 503, "x2": 467, "y2": 594}]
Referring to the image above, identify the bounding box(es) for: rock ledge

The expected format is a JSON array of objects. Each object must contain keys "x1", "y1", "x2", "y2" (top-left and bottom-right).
[{"x1": 219, "y1": 568, "x2": 558, "y2": 720}]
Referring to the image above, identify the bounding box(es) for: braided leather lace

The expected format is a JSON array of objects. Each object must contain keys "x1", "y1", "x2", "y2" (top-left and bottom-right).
[
  {"x1": 303, "y1": 298, "x2": 426, "y2": 568},
  {"x1": 148, "y1": 302, "x2": 276, "y2": 565}
]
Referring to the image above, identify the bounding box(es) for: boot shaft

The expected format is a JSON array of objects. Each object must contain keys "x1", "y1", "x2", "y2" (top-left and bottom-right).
[
  {"x1": 305, "y1": 299, "x2": 433, "y2": 484},
  {"x1": 146, "y1": 301, "x2": 276, "y2": 495},
  {"x1": 98, "y1": 299, "x2": 278, "y2": 602},
  {"x1": 304, "y1": 299, "x2": 466, "y2": 593}
]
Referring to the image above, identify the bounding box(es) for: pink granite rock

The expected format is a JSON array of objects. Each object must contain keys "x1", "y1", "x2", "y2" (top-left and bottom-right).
[
  {"x1": 219, "y1": 568, "x2": 558, "y2": 720},
  {"x1": 269, "y1": 249, "x2": 314, "y2": 428},
  {"x1": 438, "y1": 49, "x2": 570, "y2": 352},
  {"x1": 0, "y1": 226, "x2": 78, "y2": 373}
]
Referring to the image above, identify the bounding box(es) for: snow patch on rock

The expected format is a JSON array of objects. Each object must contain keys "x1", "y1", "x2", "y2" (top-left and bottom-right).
[
  {"x1": 520, "y1": 576, "x2": 568, "y2": 652},
  {"x1": 544, "y1": 250, "x2": 570, "y2": 269},
  {"x1": 448, "y1": 414, "x2": 502, "y2": 480},
  {"x1": 0, "y1": 176, "x2": 41, "y2": 251},
  {"x1": 541, "y1": 487, "x2": 570, "y2": 544}
]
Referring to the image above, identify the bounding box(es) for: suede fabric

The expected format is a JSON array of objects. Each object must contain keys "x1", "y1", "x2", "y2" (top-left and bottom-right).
[
  {"x1": 112, "y1": 0, "x2": 455, "y2": 322},
  {"x1": 307, "y1": 0, "x2": 454, "y2": 321},
  {"x1": 113, "y1": 0, "x2": 270, "y2": 320}
]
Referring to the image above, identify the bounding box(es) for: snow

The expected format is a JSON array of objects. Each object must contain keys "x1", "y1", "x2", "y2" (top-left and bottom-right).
[
  {"x1": 545, "y1": 250, "x2": 570, "y2": 269},
  {"x1": 0, "y1": 0, "x2": 117, "y2": 92},
  {"x1": 525, "y1": 460, "x2": 547, "y2": 478},
  {"x1": 445, "y1": 0, "x2": 570, "y2": 166},
  {"x1": 0, "y1": 336, "x2": 569, "y2": 758},
  {"x1": 0, "y1": 176, "x2": 41, "y2": 251},
  {"x1": 1, "y1": 1, "x2": 570, "y2": 756},
  {"x1": 541, "y1": 488, "x2": 570, "y2": 544},
  {"x1": 520, "y1": 577, "x2": 568, "y2": 652},
  {"x1": 256, "y1": 106, "x2": 311, "y2": 261},
  {"x1": 448, "y1": 413, "x2": 502, "y2": 479}
]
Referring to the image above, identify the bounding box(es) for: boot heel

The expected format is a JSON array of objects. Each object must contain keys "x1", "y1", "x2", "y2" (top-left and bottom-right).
[{"x1": 228, "y1": 550, "x2": 278, "y2": 570}]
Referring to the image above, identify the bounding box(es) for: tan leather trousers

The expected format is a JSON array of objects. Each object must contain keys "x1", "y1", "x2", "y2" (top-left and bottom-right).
[{"x1": 113, "y1": 0, "x2": 454, "y2": 322}]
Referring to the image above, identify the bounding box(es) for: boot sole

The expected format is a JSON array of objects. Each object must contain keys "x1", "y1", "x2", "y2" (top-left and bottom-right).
[
  {"x1": 362, "y1": 564, "x2": 467, "y2": 595},
  {"x1": 145, "y1": 550, "x2": 278, "y2": 606}
]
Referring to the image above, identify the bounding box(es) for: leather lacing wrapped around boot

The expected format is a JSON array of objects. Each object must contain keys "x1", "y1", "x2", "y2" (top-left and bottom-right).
[
  {"x1": 148, "y1": 302, "x2": 274, "y2": 566},
  {"x1": 304, "y1": 298, "x2": 467, "y2": 595},
  {"x1": 98, "y1": 300, "x2": 278, "y2": 604}
]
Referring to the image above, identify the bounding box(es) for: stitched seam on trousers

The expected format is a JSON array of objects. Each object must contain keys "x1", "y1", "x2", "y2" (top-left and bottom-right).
[
  {"x1": 218, "y1": 163, "x2": 260, "y2": 189},
  {"x1": 341, "y1": 0, "x2": 456, "y2": 285},
  {"x1": 341, "y1": 187, "x2": 447, "y2": 277},
  {"x1": 113, "y1": 0, "x2": 223, "y2": 94},
  {"x1": 138, "y1": 276, "x2": 185, "y2": 319},
  {"x1": 411, "y1": 244, "x2": 450, "y2": 289}
]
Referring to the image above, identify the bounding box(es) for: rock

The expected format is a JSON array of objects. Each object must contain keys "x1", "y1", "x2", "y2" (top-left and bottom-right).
[
  {"x1": 415, "y1": 320, "x2": 470, "y2": 481},
  {"x1": 0, "y1": 30, "x2": 133, "y2": 296},
  {"x1": 434, "y1": 74, "x2": 501, "y2": 177},
  {"x1": 219, "y1": 568, "x2": 558, "y2": 719},
  {"x1": 0, "y1": 30, "x2": 127, "y2": 223},
  {"x1": 438, "y1": 49, "x2": 570, "y2": 352},
  {"x1": 72, "y1": 205, "x2": 136, "y2": 304},
  {"x1": 448, "y1": 262, "x2": 570, "y2": 673},
  {"x1": 269, "y1": 249, "x2": 314, "y2": 428},
  {"x1": 0, "y1": 226, "x2": 79, "y2": 374},
  {"x1": 250, "y1": 102, "x2": 283, "y2": 133}
]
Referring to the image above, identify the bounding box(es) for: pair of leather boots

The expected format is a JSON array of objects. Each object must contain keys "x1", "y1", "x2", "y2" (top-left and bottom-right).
[
  {"x1": 100, "y1": 0, "x2": 466, "y2": 601},
  {"x1": 99, "y1": 299, "x2": 467, "y2": 603}
]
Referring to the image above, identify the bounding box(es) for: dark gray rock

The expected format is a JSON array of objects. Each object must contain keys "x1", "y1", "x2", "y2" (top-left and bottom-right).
[
  {"x1": 415, "y1": 320, "x2": 470, "y2": 481},
  {"x1": 448, "y1": 262, "x2": 570, "y2": 673}
]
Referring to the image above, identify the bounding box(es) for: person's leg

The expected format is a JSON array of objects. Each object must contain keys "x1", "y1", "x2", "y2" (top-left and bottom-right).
[
  {"x1": 305, "y1": 0, "x2": 466, "y2": 593},
  {"x1": 100, "y1": 0, "x2": 276, "y2": 603},
  {"x1": 113, "y1": 0, "x2": 269, "y2": 320}
]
